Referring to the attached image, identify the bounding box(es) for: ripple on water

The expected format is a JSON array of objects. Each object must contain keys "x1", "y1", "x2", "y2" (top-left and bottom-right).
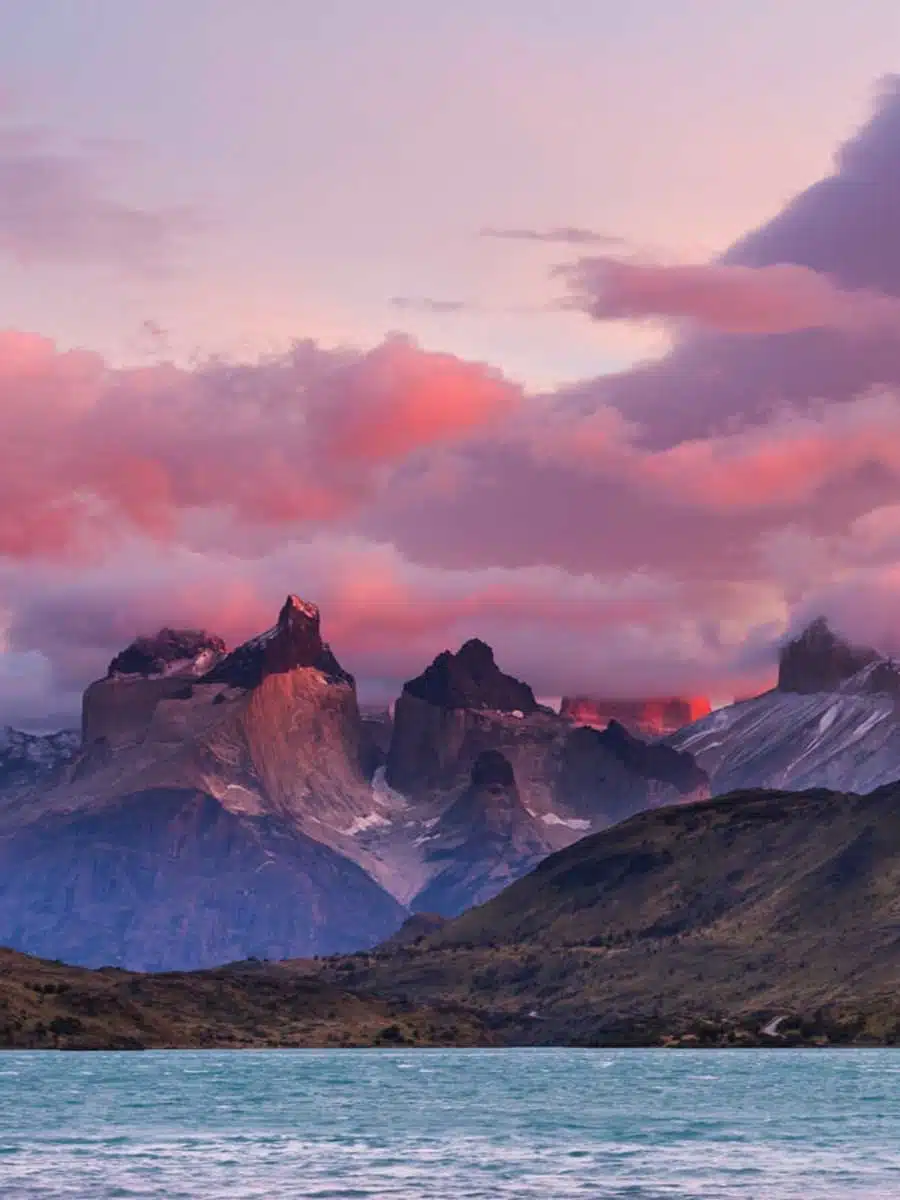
[{"x1": 1, "y1": 1049, "x2": 900, "y2": 1197}]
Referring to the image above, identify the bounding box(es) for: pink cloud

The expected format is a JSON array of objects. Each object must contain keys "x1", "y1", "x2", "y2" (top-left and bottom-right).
[
  {"x1": 0, "y1": 331, "x2": 519, "y2": 560},
  {"x1": 558, "y1": 256, "x2": 900, "y2": 336},
  {"x1": 367, "y1": 80, "x2": 900, "y2": 578},
  {"x1": 10, "y1": 81, "x2": 900, "y2": 724},
  {"x1": 622, "y1": 391, "x2": 900, "y2": 510},
  {"x1": 308, "y1": 337, "x2": 517, "y2": 463}
]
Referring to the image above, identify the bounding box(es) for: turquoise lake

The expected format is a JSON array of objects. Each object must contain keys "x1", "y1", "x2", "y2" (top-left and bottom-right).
[{"x1": 2, "y1": 1048, "x2": 900, "y2": 1197}]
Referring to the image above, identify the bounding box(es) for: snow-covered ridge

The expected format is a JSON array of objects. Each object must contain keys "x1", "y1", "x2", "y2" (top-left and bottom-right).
[
  {"x1": 0, "y1": 727, "x2": 79, "y2": 785},
  {"x1": 670, "y1": 679, "x2": 900, "y2": 796},
  {"x1": 839, "y1": 658, "x2": 900, "y2": 695}
]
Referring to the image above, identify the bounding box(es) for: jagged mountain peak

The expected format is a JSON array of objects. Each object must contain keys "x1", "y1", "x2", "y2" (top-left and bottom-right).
[
  {"x1": 411, "y1": 748, "x2": 551, "y2": 916},
  {"x1": 670, "y1": 617, "x2": 900, "y2": 795},
  {"x1": 282, "y1": 593, "x2": 320, "y2": 621},
  {"x1": 440, "y1": 750, "x2": 526, "y2": 830},
  {"x1": 108, "y1": 628, "x2": 227, "y2": 679},
  {"x1": 402, "y1": 639, "x2": 537, "y2": 713},
  {"x1": 561, "y1": 721, "x2": 709, "y2": 807},
  {"x1": 202, "y1": 593, "x2": 353, "y2": 690},
  {"x1": 455, "y1": 637, "x2": 497, "y2": 672},
  {"x1": 778, "y1": 617, "x2": 880, "y2": 694},
  {"x1": 0, "y1": 727, "x2": 80, "y2": 793}
]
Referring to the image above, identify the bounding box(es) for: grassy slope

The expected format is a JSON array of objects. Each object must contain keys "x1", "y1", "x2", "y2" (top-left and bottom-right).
[
  {"x1": 317, "y1": 787, "x2": 900, "y2": 1045},
  {"x1": 0, "y1": 948, "x2": 492, "y2": 1049}
]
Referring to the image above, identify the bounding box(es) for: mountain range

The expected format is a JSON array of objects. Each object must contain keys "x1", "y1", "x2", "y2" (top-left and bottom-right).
[
  {"x1": 3, "y1": 601, "x2": 900, "y2": 976},
  {"x1": 2, "y1": 604, "x2": 900, "y2": 1039},
  {"x1": 0, "y1": 596, "x2": 706, "y2": 969}
]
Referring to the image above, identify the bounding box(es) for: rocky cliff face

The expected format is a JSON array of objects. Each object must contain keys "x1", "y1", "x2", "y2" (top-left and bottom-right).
[
  {"x1": 0, "y1": 788, "x2": 405, "y2": 970},
  {"x1": 556, "y1": 721, "x2": 709, "y2": 826},
  {"x1": 108, "y1": 629, "x2": 227, "y2": 678},
  {"x1": 382, "y1": 640, "x2": 710, "y2": 913},
  {"x1": 0, "y1": 597, "x2": 406, "y2": 968},
  {"x1": 411, "y1": 750, "x2": 553, "y2": 916},
  {"x1": 73, "y1": 595, "x2": 379, "y2": 835},
  {"x1": 388, "y1": 639, "x2": 540, "y2": 793},
  {"x1": 560, "y1": 695, "x2": 711, "y2": 737}
]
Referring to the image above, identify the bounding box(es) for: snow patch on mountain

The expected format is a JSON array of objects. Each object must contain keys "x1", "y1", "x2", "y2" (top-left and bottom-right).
[
  {"x1": 539, "y1": 811, "x2": 592, "y2": 831},
  {"x1": 340, "y1": 811, "x2": 392, "y2": 836}
]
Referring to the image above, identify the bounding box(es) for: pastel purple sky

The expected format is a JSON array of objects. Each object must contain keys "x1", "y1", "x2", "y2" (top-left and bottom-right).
[{"x1": 2, "y1": 1, "x2": 900, "y2": 726}]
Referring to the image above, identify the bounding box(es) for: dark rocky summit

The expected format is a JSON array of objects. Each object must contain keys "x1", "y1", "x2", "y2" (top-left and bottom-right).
[
  {"x1": 203, "y1": 594, "x2": 353, "y2": 689},
  {"x1": 778, "y1": 617, "x2": 879, "y2": 694},
  {"x1": 108, "y1": 629, "x2": 227, "y2": 678},
  {"x1": 388, "y1": 639, "x2": 554, "y2": 797},
  {"x1": 412, "y1": 751, "x2": 551, "y2": 915},
  {"x1": 588, "y1": 720, "x2": 707, "y2": 791},
  {"x1": 557, "y1": 721, "x2": 708, "y2": 825},
  {"x1": 469, "y1": 747, "x2": 517, "y2": 790},
  {"x1": 402, "y1": 638, "x2": 538, "y2": 713}
]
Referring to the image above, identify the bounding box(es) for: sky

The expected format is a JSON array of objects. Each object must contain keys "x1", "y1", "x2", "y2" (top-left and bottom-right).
[{"x1": 2, "y1": 0, "x2": 900, "y2": 727}]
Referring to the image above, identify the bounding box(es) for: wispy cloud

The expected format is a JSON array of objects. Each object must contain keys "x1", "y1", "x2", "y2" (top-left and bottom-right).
[
  {"x1": 480, "y1": 225, "x2": 621, "y2": 246},
  {"x1": 389, "y1": 296, "x2": 475, "y2": 314},
  {"x1": 0, "y1": 116, "x2": 199, "y2": 274}
]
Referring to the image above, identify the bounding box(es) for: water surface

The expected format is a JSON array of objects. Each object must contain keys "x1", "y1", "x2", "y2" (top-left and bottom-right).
[{"x1": 1, "y1": 1048, "x2": 899, "y2": 1197}]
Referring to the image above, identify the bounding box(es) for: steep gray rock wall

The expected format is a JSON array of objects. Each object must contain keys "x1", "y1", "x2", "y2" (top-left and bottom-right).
[{"x1": 0, "y1": 788, "x2": 405, "y2": 969}]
